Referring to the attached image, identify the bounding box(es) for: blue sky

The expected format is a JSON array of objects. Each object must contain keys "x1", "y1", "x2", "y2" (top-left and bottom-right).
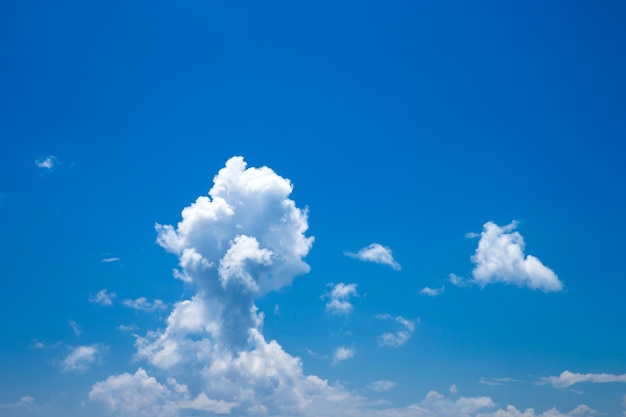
[{"x1": 1, "y1": 1, "x2": 626, "y2": 416}]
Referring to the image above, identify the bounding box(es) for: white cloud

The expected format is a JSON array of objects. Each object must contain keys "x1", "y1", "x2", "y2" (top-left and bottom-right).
[
  {"x1": 0, "y1": 395, "x2": 35, "y2": 409},
  {"x1": 89, "y1": 368, "x2": 236, "y2": 417},
  {"x1": 101, "y1": 257, "x2": 120, "y2": 263},
  {"x1": 35, "y1": 155, "x2": 59, "y2": 170},
  {"x1": 378, "y1": 316, "x2": 417, "y2": 348},
  {"x1": 90, "y1": 289, "x2": 116, "y2": 306},
  {"x1": 61, "y1": 344, "x2": 104, "y2": 373},
  {"x1": 476, "y1": 404, "x2": 598, "y2": 417},
  {"x1": 471, "y1": 221, "x2": 563, "y2": 292},
  {"x1": 540, "y1": 370, "x2": 626, "y2": 388},
  {"x1": 333, "y1": 346, "x2": 356, "y2": 364},
  {"x1": 346, "y1": 243, "x2": 401, "y2": 270},
  {"x1": 92, "y1": 157, "x2": 357, "y2": 416},
  {"x1": 449, "y1": 273, "x2": 469, "y2": 287},
  {"x1": 88, "y1": 157, "x2": 590, "y2": 417},
  {"x1": 479, "y1": 377, "x2": 516, "y2": 386},
  {"x1": 122, "y1": 297, "x2": 166, "y2": 311},
  {"x1": 323, "y1": 283, "x2": 359, "y2": 315},
  {"x1": 368, "y1": 380, "x2": 396, "y2": 392},
  {"x1": 420, "y1": 286, "x2": 445, "y2": 297},
  {"x1": 450, "y1": 384, "x2": 458, "y2": 395},
  {"x1": 69, "y1": 319, "x2": 81, "y2": 336},
  {"x1": 117, "y1": 324, "x2": 137, "y2": 332}
]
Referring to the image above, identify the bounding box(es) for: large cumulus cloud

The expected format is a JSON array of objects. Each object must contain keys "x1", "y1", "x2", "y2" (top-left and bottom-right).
[{"x1": 89, "y1": 157, "x2": 591, "y2": 417}]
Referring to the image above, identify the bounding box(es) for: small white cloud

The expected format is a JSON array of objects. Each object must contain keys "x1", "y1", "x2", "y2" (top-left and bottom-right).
[
  {"x1": 540, "y1": 370, "x2": 626, "y2": 388},
  {"x1": 332, "y1": 346, "x2": 355, "y2": 364},
  {"x1": 69, "y1": 320, "x2": 81, "y2": 336},
  {"x1": 90, "y1": 289, "x2": 116, "y2": 307},
  {"x1": 0, "y1": 395, "x2": 35, "y2": 409},
  {"x1": 449, "y1": 384, "x2": 458, "y2": 394},
  {"x1": 425, "y1": 390, "x2": 444, "y2": 400},
  {"x1": 117, "y1": 324, "x2": 137, "y2": 332},
  {"x1": 273, "y1": 304, "x2": 280, "y2": 316},
  {"x1": 480, "y1": 377, "x2": 516, "y2": 386},
  {"x1": 448, "y1": 273, "x2": 469, "y2": 287},
  {"x1": 477, "y1": 404, "x2": 598, "y2": 417},
  {"x1": 122, "y1": 297, "x2": 167, "y2": 311},
  {"x1": 101, "y1": 257, "x2": 120, "y2": 263},
  {"x1": 61, "y1": 345, "x2": 104, "y2": 373},
  {"x1": 420, "y1": 286, "x2": 445, "y2": 297},
  {"x1": 471, "y1": 221, "x2": 563, "y2": 292},
  {"x1": 345, "y1": 243, "x2": 401, "y2": 270},
  {"x1": 466, "y1": 232, "x2": 481, "y2": 238},
  {"x1": 368, "y1": 380, "x2": 396, "y2": 392},
  {"x1": 323, "y1": 283, "x2": 359, "y2": 315},
  {"x1": 377, "y1": 316, "x2": 417, "y2": 348},
  {"x1": 35, "y1": 155, "x2": 59, "y2": 170}
]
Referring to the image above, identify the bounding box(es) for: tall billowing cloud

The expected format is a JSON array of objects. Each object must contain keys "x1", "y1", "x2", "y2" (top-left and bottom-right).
[
  {"x1": 89, "y1": 158, "x2": 588, "y2": 417},
  {"x1": 471, "y1": 221, "x2": 563, "y2": 292},
  {"x1": 90, "y1": 157, "x2": 354, "y2": 416}
]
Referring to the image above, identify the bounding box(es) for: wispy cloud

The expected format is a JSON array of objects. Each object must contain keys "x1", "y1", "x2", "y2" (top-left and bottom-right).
[
  {"x1": 378, "y1": 316, "x2": 417, "y2": 348},
  {"x1": 448, "y1": 273, "x2": 469, "y2": 287},
  {"x1": 61, "y1": 345, "x2": 104, "y2": 373},
  {"x1": 471, "y1": 221, "x2": 563, "y2": 292},
  {"x1": 0, "y1": 395, "x2": 35, "y2": 409},
  {"x1": 345, "y1": 243, "x2": 401, "y2": 270},
  {"x1": 471, "y1": 404, "x2": 597, "y2": 417},
  {"x1": 480, "y1": 377, "x2": 517, "y2": 386},
  {"x1": 122, "y1": 297, "x2": 166, "y2": 311},
  {"x1": 101, "y1": 257, "x2": 120, "y2": 263},
  {"x1": 540, "y1": 370, "x2": 626, "y2": 388},
  {"x1": 323, "y1": 282, "x2": 358, "y2": 315},
  {"x1": 368, "y1": 380, "x2": 396, "y2": 392},
  {"x1": 89, "y1": 289, "x2": 116, "y2": 307},
  {"x1": 68, "y1": 320, "x2": 81, "y2": 336}
]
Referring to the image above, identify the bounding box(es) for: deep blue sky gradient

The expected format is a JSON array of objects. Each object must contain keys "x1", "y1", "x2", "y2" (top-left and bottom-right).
[{"x1": 1, "y1": 1, "x2": 625, "y2": 416}]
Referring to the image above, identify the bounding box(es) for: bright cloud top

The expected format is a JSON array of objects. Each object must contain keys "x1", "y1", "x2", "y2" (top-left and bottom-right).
[
  {"x1": 346, "y1": 243, "x2": 401, "y2": 270},
  {"x1": 471, "y1": 221, "x2": 563, "y2": 292},
  {"x1": 323, "y1": 283, "x2": 358, "y2": 315},
  {"x1": 540, "y1": 370, "x2": 626, "y2": 388}
]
